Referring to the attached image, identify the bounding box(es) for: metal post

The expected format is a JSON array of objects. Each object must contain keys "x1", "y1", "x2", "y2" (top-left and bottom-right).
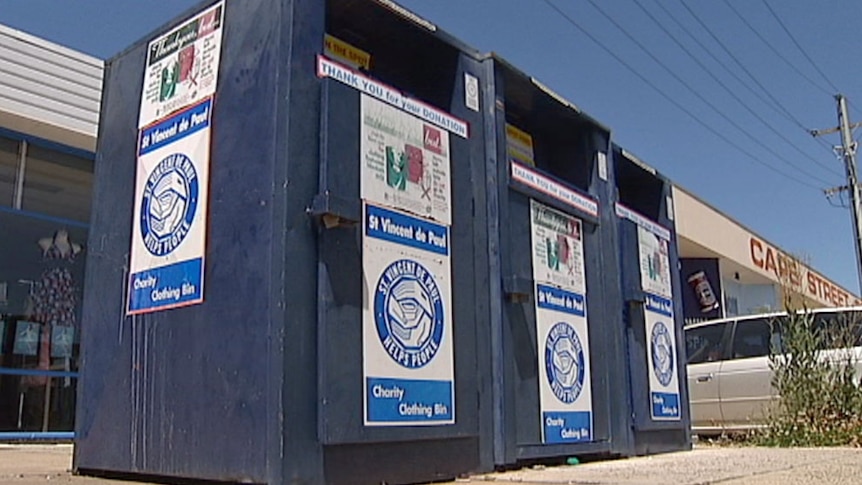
[
  {"x1": 836, "y1": 95, "x2": 862, "y2": 293},
  {"x1": 13, "y1": 139, "x2": 27, "y2": 209}
]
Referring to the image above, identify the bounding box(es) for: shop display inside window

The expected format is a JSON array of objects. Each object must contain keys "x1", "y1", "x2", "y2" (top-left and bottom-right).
[{"x1": 0, "y1": 225, "x2": 85, "y2": 432}]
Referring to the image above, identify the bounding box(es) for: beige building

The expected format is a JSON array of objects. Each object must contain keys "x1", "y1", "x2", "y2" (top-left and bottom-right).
[
  {"x1": 674, "y1": 185, "x2": 859, "y2": 323},
  {"x1": 0, "y1": 23, "x2": 100, "y2": 439}
]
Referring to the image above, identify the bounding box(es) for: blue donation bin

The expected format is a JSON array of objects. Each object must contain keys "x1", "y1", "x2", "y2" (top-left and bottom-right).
[
  {"x1": 74, "y1": 0, "x2": 493, "y2": 483},
  {"x1": 612, "y1": 144, "x2": 692, "y2": 455},
  {"x1": 483, "y1": 56, "x2": 631, "y2": 465}
]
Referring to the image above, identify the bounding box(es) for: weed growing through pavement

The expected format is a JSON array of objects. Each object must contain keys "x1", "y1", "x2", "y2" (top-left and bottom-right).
[{"x1": 752, "y1": 298, "x2": 862, "y2": 447}]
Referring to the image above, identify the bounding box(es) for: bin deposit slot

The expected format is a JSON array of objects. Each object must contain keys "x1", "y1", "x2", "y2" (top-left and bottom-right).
[
  {"x1": 499, "y1": 61, "x2": 606, "y2": 193},
  {"x1": 615, "y1": 149, "x2": 664, "y2": 221},
  {"x1": 326, "y1": 0, "x2": 461, "y2": 114}
]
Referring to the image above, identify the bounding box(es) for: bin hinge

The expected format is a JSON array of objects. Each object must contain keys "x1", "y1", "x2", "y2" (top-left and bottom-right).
[
  {"x1": 308, "y1": 192, "x2": 360, "y2": 229},
  {"x1": 502, "y1": 275, "x2": 533, "y2": 303}
]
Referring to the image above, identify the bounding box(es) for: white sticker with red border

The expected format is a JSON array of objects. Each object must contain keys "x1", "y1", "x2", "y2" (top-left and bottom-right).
[
  {"x1": 511, "y1": 162, "x2": 599, "y2": 218},
  {"x1": 318, "y1": 56, "x2": 468, "y2": 139}
]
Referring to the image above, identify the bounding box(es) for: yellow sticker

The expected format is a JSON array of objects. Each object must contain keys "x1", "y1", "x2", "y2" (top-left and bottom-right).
[
  {"x1": 324, "y1": 34, "x2": 371, "y2": 70},
  {"x1": 506, "y1": 123, "x2": 535, "y2": 167}
]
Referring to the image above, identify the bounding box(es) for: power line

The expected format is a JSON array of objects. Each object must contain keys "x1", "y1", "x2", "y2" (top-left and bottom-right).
[
  {"x1": 651, "y1": 0, "x2": 839, "y2": 157},
  {"x1": 678, "y1": 1, "x2": 817, "y2": 132},
  {"x1": 758, "y1": 1, "x2": 862, "y2": 132},
  {"x1": 583, "y1": 0, "x2": 839, "y2": 186},
  {"x1": 632, "y1": 0, "x2": 842, "y2": 179},
  {"x1": 761, "y1": 0, "x2": 840, "y2": 93},
  {"x1": 538, "y1": 0, "x2": 825, "y2": 191},
  {"x1": 680, "y1": 0, "x2": 843, "y2": 159},
  {"x1": 722, "y1": 0, "x2": 833, "y2": 97}
]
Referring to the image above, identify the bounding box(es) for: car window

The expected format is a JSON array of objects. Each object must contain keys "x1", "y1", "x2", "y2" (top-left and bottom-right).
[
  {"x1": 685, "y1": 322, "x2": 730, "y2": 364},
  {"x1": 814, "y1": 310, "x2": 862, "y2": 348},
  {"x1": 731, "y1": 318, "x2": 778, "y2": 359}
]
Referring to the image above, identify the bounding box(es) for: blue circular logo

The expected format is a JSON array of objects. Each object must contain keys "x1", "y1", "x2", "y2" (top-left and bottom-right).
[
  {"x1": 545, "y1": 322, "x2": 585, "y2": 404},
  {"x1": 140, "y1": 153, "x2": 199, "y2": 257},
  {"x1": 374, "y1": 259, "x2": 444, "y2": 369},
  {"x1": 651, "y1": 321, "x2": 674, "y2": 387}
]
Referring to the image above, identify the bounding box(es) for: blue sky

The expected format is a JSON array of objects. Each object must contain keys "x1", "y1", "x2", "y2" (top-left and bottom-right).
[{"x1": 3, "y1": 1, "x2": 861, "y2": 292}]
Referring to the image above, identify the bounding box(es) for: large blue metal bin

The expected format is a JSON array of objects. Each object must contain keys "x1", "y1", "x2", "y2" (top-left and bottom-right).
[
  {"x1": 482, "y1": 56, "x2": 632, "y2": 466},
  {"x1": 74, "y1": 1, "x2": 493, "y2": 483},
  {"x1": 611, "y1": 144, "x2": 692, "y2": 455}
]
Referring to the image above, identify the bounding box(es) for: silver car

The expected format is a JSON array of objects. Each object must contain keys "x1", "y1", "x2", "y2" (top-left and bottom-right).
[{"x1": 684, "y1": 307, "x2": 862, "y2": 435}]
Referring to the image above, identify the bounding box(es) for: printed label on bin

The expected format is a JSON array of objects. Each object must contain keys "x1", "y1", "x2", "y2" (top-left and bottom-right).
[
  {"x1": 324, "y1": 34, "x2": 371, "y2": 71},
  {"x1": 514, "y1": 163, "x2": 598, "y2": 217},
  {"x1": 465, "y1": 73, "x2": 479, "y2": 112},
  {"x1": 318, "y1": 56, "x2": 468, "y2": 139},
  {"x1": 543, "y1": 411, "x2": 592, "y2": 444},
  {"x1": 639, "y1": 223, "x2": 680, "y2": 421},
  {"x1": 365, "y1": 204, "x2": 448, "y2": 256},
  {"x1": 644, "y1": 292, "x2": 680, "y2": 420},
  {"x1": 531, "y1": 202, "x2": 586, "y2": 293},
  {"x1": 366, "y1": 377, "x2": 453, "y2": 423},
  {"x1": 651, "y1": 391, "x2": 680, "y2": 421},
  {"x1": 363, "y1": 203, "x2": 454, "y2": 426},
  {"x1": 537, "y1": 284, "x2": 586, "y2": 316},
  {"x1": 538, "y1": 313, "x2": 592, "y2": 443},
  {"x1": 530, "y1": 200, "x2": 593, "y2": 443},
  {"x1": 127, "y1": 100, "x2": 212, "y2": 315},
  {"x1": 616, "y1": 203, "x2": 671, "y2": 241},
  {"x1": 506, "y1": 123, "x2": 535, "y2": 167},
  {"x1": 361, "y1": 93, "x2": 452, "y2": 224},
  {"x1": 139, "y1": 1, "x2": 224, "y2": 127},
  {"x1": 638, "y1": 226, "x2": 672, "y2": 299}
]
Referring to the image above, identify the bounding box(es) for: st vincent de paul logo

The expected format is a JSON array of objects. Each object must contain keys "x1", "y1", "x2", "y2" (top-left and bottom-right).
[
  {"x1": 651, "y1": 321, "x2": 675, "y2": 387},
  {"x1": 141, "y1": 153, "x2": 199, "y2": 257},
  {"x1": 545, "y1": 321, "x2": 586, "y2": 404},
  {"x1": 374, "y1": 259, "x2": 444, "y2": 369}
]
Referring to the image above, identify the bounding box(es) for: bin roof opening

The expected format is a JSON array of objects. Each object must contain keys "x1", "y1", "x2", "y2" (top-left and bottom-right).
[
  {"x1": 614, "y1": 145, "x2": 666, "y2": 221},
  {"x1": 327, "y1": 0, "x2": 469, "y2": 112},
  {"x1": 497, "y1": 57, "x2": 610, "y2": 193},
  {"x1": 497, "y1": 56, "x2": 610, "y2": 139}
]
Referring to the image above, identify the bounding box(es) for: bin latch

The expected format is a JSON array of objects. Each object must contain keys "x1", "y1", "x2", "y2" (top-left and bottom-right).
[
  {"x1": 308, "y1": 192, "x2": 360, "y2": 229},
  {"x1": 503, "y1": 275, "x2": 533, "y2": 303}
]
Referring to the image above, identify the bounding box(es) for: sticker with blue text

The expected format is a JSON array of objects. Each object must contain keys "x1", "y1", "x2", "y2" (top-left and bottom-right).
[
  {"x1": 531, "y1": 200, "x2": 593, "y2": 443},
  {"x1": 363, "y1": 203, "x2": 455, "y2": 426},
  {"x1": 128, "y1": 99, "x2": 212, "y2": 315}
]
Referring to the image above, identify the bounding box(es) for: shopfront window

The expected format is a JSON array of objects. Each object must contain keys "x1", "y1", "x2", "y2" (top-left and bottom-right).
[
  {"x1": 22, "y1": 145, "x2": 93, "y2": 223},
  {"x1": 0, "y1": 136, "x2": 17, "y2": 208},
  {"x1": 0, "y1": 136, "x2": 91, "y2": 436}
]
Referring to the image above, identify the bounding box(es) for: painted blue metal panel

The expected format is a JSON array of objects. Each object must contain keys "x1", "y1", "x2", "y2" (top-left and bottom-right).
[
  {"x1": 312, "y1": 30, "x2": 492, "y2": 485},
  {"x1": 75, "y1": 0, "x2": 492, "y2": 483},
  {"x1": 74, "y1": 0, "x2": 292, "y2": 482},
  {"x1": 485, "y1": 55, "x2": 627, "y2": 466},
  {"x1": 611, "y1": 143, "x2": 692, "y2": 455}
]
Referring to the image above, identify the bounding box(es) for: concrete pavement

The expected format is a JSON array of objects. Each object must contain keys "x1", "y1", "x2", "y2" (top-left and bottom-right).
[
  {"x1": 1, "y1": 444, "x2": 862, "y2": 484},
  {"x1": 0, "y1": 445, "x2": 153, "y2": 485},
  {"x1": 462, "y1": 446, "x2": 862, "y2": 485}
]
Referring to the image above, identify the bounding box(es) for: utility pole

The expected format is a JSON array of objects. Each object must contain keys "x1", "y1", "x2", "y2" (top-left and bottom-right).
[{"x1": 813, "y1": 94, "x2": 862, "y2": 293}]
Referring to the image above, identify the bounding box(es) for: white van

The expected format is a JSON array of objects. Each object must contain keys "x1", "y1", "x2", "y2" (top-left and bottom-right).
[{"x1": 684, "y1": 306, "x2": 862, "y2": 435}]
